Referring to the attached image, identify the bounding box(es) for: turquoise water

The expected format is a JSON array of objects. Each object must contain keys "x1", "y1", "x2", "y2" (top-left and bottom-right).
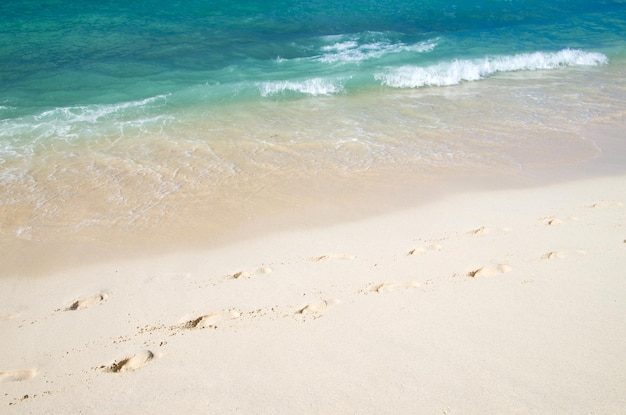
[
  {"x1": 2, "y1": 1, "x2": 625, "y2": 114},
  {"x1": 1, "y1": 0, "x2": 626, "y2": 253}
]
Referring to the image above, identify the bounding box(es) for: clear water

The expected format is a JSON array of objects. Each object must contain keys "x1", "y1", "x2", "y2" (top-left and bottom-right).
[{"x1": 1, "y1": 0, "x2": 626, "y2": 263}]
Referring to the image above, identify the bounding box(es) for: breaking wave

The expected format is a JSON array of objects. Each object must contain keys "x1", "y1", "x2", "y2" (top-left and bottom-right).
[{"x1": 376, "y1": 49, "x2": 609, "y2": 88}]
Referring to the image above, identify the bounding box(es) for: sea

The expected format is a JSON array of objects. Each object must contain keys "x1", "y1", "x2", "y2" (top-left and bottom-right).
[{"x1": 2, "y1": 0, "x2": 626, "y2": 271}]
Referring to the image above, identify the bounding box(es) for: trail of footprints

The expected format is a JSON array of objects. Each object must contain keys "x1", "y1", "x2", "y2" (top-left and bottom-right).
[{"x1": 4, "y1": 200, "x2": 621, "y2": 407}]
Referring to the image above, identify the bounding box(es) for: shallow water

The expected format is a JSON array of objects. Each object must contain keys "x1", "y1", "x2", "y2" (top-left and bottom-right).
[{"x1": 2, "y1": 1, "x2": 626, "y2": 274}]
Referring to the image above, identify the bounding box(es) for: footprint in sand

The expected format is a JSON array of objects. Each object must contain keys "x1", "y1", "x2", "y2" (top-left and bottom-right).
[
  {"x1": 228, "y1": 267, "x2": 272, "y2": 280},
  {"x1": 587, "y1": 200, "x2": 623, "y2": 208},
  {"x1": 467, "y1": 226, "x2": 491, "y2": 235},
  {"x1": 0, "y1": 311, "x2": 20, "y2": 321},
  {"x1": 468, "y1": 264, "x2": 512, "y2": 278},
  {"x1": 297, "y1": 299, "x2": 339, "y2": 317},
  {"x1": 541, "y1": 249, "x2": 587, "y2": 260},
  {"x1": 0, "y1": 369, "x2": 37, "y2": 382},
  {"x1": 180, "y1": 310, "x2": 241, "y2": 329},
  {"x1": 367, "y1": 281, "x2": 421, "y2": 293},
  {"x1": 310, "y1": 253, "x2": 356, "y2": 262},
  {"x1": 65, "y1": 293, "x2": 108, "y2": 311},
  {"x1": 541, "y1": 251, "x2": 566, "y2": 260},
  {"x1": 407, "y1": 244, "x2": 443, "y2": 256},
  {"x1": 544, "y1": 217, "x2": 565, "y2": 226},
  {"x1": 539, "y1": 216, "x2": 579, "y2": 226},
  {"x1": 104, "y1": 350, "x2": 155, "y2": 373},
  {"x1": 466, "y1": 226, "x2": 511, "y2": 235}
]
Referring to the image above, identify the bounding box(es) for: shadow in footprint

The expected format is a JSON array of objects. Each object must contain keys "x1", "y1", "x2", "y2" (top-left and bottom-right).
[
  {"x1": 542, "y1": 251, "x2": 566, "y2": 260},
  {"x1": 541, "y1": 249, "x2": 586, "y2": 260},
  {"x1": 104, "y1": 350, "x2": 155, "y2": 373},
  {"x1": 0, "y1": 369, "x2": 37, "y2": 382},
  {"x1": 408, "y1": 244, "x2": 442, "y2": 256},
  {"x1": 298, "y1": 299, "x2": 339, "y2": 317},
  {"x1": 467, "y1": 226, "x2": 490, "y2": 235},
  {"x1": 180, "y1": 310, "x2": 241, "y2": 329},
  {"x1": 368, "y1": 281, "x2": 421, "y2": 293},
  {"x1": 468, "y1": 264, "x2": 512, "y2": 278},
  {"x1": 228, "y1": 267, "x2": 272, "y2": 280},
  {"x1": 310, "y1": 254, "x2": 355, "y2": 262},
  {"x1": 588, "y1": 201, "x2": 623, "y2": 208},
  {"x1": 66, "y1": 293, "x2": 108, "y2": 311}
]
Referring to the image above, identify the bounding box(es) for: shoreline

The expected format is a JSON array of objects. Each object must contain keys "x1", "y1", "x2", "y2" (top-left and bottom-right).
[
  {"x1": 3, "y1": 62, "x2": 626, "y2": 278},
  {"x1": 3, "y1": 114, "x2": 625, "y2": 278}
]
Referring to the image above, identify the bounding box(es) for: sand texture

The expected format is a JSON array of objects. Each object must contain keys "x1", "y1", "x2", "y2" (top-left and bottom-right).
[{"x1": 1, "y1": 175, "x2": 625, "y2": 414}]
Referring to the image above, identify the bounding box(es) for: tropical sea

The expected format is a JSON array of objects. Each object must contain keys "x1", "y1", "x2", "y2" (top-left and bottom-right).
[{"x1": 2, "y1": 0, "x2": 626, "y2": 273}]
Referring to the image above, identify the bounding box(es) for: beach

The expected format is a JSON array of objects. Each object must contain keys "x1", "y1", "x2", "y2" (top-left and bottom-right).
[
  {"x1": 2, "y1": 1, "x2": 626, "y2": 413},
  {"x1": 3, "y1": 59, "x2": 626, "y2": 415},
  {"x1": 2, "y1": 159, "x2": 625, "y2": 413}
]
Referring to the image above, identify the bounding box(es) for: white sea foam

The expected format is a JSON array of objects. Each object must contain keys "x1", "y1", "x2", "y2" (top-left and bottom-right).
[
  {"x1": 376, "y1": 49, "x2": 609, "y2": 88},
  {"x1": 0, "y1": 94, "x2": 172, "y2": 146},
  {"x1": 318, "y1": 39, "x2": 437, "y2": 64},
  {"x1": 258, "y1": 78, "x2": 344, "y2": 96},
  {"x1": 35, "y1": 94, "x2": 170, "y2": 124}
]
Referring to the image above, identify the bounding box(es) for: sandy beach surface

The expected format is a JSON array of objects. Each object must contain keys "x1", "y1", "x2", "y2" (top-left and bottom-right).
[
  {"x1": 4, "y1": 1, "x2": 626, "y2": 413},
  {"x1": 2, "y1": 161, "x2": 625, "y2": 413}
]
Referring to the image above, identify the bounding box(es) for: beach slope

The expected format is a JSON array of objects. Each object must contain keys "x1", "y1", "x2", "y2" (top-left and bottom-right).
[{"x1": 1, "y1": 174, "x2": 625, "y2": 414}]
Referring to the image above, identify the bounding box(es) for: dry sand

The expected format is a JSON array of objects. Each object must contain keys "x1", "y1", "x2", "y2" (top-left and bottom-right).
[{"x1": 1, "y1": 170, "x2": 625, "y2": 414}]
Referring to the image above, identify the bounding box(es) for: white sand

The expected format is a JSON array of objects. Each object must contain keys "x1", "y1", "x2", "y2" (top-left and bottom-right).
[{"x1": 1, "y1": 174, "x2": 625, "y2": 414}]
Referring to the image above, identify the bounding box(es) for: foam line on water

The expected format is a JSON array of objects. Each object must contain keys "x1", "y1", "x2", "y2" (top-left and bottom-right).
[
  {"x1": 0, "y1": 95, "x2": 174, "y2": 155},
  {"x1": 316, "y1": 37, "x2": 438, "y2": 64},
  {"x1": 375, "y1": 49, "x2": 609, "y2": 88},
  {"x1": 257, "y1": 78, "x2": 345, "y2": 97},
  {"x1": 33, "y1": 94, "x2": 170, "y2": 123}
]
